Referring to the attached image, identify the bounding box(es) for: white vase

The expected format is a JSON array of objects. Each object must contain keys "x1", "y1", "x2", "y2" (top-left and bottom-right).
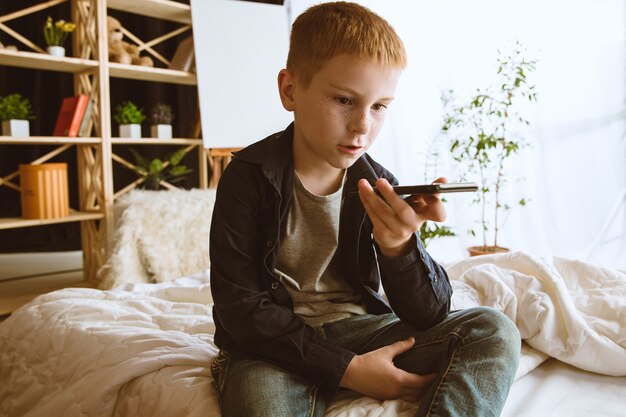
[
  {"x1": 119, "y1": 124, "x2": 141, "y2": 138},
  {"x1": 47, "y1": 46, "x2": 65, "y2": 57},
  {"x1": 150, "y1": 124, "x2": 172, "y2": 139},
  {"x1": 2, "y1": 119, "x2": 30, "y2": 137}
]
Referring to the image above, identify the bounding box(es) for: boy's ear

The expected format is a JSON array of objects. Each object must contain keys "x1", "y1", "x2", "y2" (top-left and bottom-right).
[{"x1": 277, "y1": 69, "x2": 296, "y2": 112}]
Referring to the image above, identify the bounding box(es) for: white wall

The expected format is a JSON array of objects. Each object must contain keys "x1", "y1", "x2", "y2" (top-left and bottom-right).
[
  {"x1": 288, "y1": 0, "x2": 626, "y2": 270},
  {"x1": 192, "y1": 0, "x2": 626, "y2": 269}
]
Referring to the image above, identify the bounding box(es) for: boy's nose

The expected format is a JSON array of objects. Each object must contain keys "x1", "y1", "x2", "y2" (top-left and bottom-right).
[{"x1": 348, "y1": 110, "x2": 371, "y2": 135}]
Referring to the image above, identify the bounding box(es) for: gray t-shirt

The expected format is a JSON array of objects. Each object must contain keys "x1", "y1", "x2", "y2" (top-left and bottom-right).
[{"x1": 274, "y1": 173, "x2": 366, "y2": 328}]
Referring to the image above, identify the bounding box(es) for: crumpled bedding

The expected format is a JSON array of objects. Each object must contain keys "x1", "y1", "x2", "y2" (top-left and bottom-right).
[{"x1": 0, "y1": 252, "x2": 624, "y2": 417}]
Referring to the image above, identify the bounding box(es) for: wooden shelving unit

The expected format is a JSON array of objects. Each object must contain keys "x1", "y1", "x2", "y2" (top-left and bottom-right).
[
  {"x1": 0, "y1": 0, "x2": 230, "y2": 313},
  {"x1": 108, "y1": 62, "x2": 197, "y2": 85},
  {"x1": 107, "y1": 0, "x2": 192, "y2": 24},
  {"x1": 0, "y1": 48, "x2": 99, "y2": 72},
  {"x1": 0, "y1": 210, "x2": 104, "y2": 230},
  {"x1": 0, "y1": 137, "x2": 102, "y2": 144}
]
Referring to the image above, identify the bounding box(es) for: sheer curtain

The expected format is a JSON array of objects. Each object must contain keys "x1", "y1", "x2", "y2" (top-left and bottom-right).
[{"x1": 288, "y1": 0, "x2": 626, "y2": 270}]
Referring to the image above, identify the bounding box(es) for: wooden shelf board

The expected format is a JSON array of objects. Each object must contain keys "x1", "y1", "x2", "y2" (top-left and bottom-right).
[
  {"x1": 111, "y1": 137, "x2": 202, "y2": 145},
  {"x1": 0, "y1": 210, "x2": 104, "y2": 230},
  {"x1": 109, "y1": 63, "x2": 196, "y2": 85},
  {"x1": 0, "y1": 137, "x2": 101, "y2": 144},
  {"x1": 0, "y1": 49, "x2": 98, "y2": 73},
  {"x1": 107, "y1": 0, "x2": 192, "y2": 24}
]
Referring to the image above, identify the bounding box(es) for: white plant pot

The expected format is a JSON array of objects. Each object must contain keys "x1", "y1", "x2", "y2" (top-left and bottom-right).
[
  {"x1": 47, "y1": 46, "x2": 65, "y2": 57},
  {"x1": 150, "y1": 124, "x2": 172, "y2": 139},
  {"x1": 119, "y1": 124, "x2": 141, "y2": 138},
  {"x1": 2, "y1": 119, "x2": 30, "y2": 137}
]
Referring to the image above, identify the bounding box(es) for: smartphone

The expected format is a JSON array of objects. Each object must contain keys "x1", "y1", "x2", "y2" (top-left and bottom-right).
[
  {"x1": 351, "y1": 182, "x2": 478, "y2": 195},
  {"x1": 389, "y1": 182, "x2": 478, "y2": 195}
]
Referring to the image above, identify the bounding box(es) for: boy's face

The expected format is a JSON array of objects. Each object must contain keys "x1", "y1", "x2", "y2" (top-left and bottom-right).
[{"x1": 278, "y1": 54, "x2": 402, "y2": 174}]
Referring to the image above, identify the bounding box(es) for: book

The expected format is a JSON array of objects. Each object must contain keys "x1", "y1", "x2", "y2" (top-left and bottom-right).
[
  {"x1": 77, "y1": 99, "x2": 94, "y2": 137},
  {"x1": 53, "y1": 95, "x2": 89, "y2": 137},
  {"x1": 168, "y1": 36, "x2": 195, "y2": 72}
]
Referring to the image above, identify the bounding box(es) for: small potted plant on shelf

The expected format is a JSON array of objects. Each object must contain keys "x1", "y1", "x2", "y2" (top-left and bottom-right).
[
  {"x1": 440, "y1": 42, "x2": 537, "y2": 256},
  {"x1": 43, "y1": 16, "x2": 76, "y2": 57},
  {"x1": 129, "y1": 147, "x2": 193, "y2": 190},
  {"x1": 114, "y1": 101, "x2": 145, "y2": 138},
  {"x1": 149, "y1": 102, "x2": 174, "y2": 139},
  {"x1": 0, "y1": 93, "x2": 36, "y2": 137}
]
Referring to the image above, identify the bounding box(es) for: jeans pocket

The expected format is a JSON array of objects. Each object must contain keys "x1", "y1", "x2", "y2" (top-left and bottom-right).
[{"x1": 211, "y1": 350, "x2": 230, "y2": 397}]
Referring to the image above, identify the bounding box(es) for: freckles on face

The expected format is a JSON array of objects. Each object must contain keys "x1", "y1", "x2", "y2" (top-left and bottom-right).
[{"x1": 291, "y1": 54, "x2": 402, "y2": 170}]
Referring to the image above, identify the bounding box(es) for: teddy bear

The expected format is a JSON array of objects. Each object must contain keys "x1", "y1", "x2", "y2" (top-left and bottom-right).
[{"x1": 107, "y1": 16, "x2": 153, "y2": 67}]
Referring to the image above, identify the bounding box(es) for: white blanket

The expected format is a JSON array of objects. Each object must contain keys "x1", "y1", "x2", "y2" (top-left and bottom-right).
[{"x1": 1, "y1": 252, "x2": 624, "y2": 417}]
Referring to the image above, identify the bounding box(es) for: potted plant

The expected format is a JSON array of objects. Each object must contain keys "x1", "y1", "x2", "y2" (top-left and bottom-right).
[
  {"x1": 114, "y1": 101, "x2": 145, "y2": 138},
  {"x1": 420, "y1": 131, "x2": 457, "y2": 248},
  {"x1": 0, "y1": 93, "x2": 36, "y2": 137},
  {"x1": 419, "y1": 221, "x2": 456, "y2": 248},
  {"x1": 129, "y1": 147, "x2": 193, "y2": 190},
  {"x1": 149, "y1": 102, "x2": 174, "y2": 139},
  {"x1": 43, "y1": 16, "x2": 76, "y2": 57},
  {"x1": 439, "y1": 42, "x2": 537, "y2": 256}
]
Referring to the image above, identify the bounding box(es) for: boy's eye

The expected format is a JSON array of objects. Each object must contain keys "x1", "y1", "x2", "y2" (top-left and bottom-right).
[
  {"x1": 372, "y1": 103, "x2": 388, "y2": 111},
  {"x1": 336, "y1": 97, "x2": 352, "y2": 105}
]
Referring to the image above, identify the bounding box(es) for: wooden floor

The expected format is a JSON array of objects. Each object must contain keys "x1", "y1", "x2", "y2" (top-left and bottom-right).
[{"x1": 0, "y1": 251, "x2": 93, "y2": 317}]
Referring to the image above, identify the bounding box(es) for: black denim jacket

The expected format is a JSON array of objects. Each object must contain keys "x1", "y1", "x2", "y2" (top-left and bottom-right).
[{"x1": 209, "y1": 123, "x2": 452, "y2": 394}]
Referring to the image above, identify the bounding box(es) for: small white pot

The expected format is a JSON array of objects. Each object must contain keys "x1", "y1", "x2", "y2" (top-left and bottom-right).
[
  {"x1": 2, "y1": 119, "x2": 30, "y2": 137},
  {"x1": 47, "y1": 46, "x2": 65, "y2": 57},
  {"x1": 119, "y1": 124, "x2": 141, "y2": 138},
  {"x1": 150, "y1": 124, "x2": 172, "y2": 139}
]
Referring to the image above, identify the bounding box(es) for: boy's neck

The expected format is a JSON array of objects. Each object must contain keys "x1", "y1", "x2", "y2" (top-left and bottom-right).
[{"x1": 293, "y1": 165, "x2": 345, "y2": 196}]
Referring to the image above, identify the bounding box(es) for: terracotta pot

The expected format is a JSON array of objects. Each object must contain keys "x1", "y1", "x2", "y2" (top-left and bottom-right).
[{"x1": 467, "y1": 245, "x2": 510, "y2": 257}]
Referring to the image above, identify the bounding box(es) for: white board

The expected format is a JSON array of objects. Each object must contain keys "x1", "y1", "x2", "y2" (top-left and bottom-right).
[{"x1": 190, "y1": 0, "x2": 292, "y2": 148}]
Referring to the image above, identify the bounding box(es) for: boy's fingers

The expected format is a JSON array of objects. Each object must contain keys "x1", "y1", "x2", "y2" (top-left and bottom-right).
[
  {"x1": 362, "y1": 179, "x2": 421, "y2": 228},
  {"x1": 385, "y1": 337, "x2": 415, "y2": 357},
  {"x1": 400, "y1": 371, "x2": 438, "y2": 390},
  {"x1": 358, "y1": 180, "x2": 396, "y2": 223},
  {"x1": 374, "y1": 179, "x2": 415, "y2": 216}
]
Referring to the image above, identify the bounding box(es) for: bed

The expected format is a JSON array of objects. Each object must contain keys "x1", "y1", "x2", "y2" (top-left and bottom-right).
[{"x1": 1, "y1": 189, "x2": 625, "y2": 417}]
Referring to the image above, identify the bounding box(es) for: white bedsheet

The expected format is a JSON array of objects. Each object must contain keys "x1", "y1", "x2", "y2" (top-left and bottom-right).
[{"x1": 0, "y1": 252, "x2": 624, "y2": 417}]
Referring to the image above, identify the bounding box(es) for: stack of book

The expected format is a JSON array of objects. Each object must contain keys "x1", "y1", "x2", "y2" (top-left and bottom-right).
[{"x1": 53, "y1": 95, "x2": 94, "y2": 137}]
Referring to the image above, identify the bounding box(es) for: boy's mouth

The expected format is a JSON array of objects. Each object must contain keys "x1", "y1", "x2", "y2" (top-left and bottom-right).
[{"x1": 338, "y1": 144, "x2": 363, "y2": 155}]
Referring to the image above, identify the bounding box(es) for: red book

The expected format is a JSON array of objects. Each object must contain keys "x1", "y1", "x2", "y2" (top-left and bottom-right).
[{"x1": 53, "y1": 95, "x2": 89, "y2": 137}]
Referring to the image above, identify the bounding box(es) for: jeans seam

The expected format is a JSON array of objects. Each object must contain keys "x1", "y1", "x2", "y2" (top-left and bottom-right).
[
  {"x1": 308, "y1": 385, "x2": 319, "y2": 417},
  {"x1": 424, "y1": 331, "x2": 466, "y2": 417}
]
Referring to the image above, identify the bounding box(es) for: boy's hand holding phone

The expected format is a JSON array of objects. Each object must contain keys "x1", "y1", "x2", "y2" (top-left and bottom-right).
[{"x1": 357, "y1": 177, "x2": 448, "y2": 258}]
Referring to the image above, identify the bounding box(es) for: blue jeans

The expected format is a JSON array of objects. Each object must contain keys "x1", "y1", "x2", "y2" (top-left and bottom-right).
[{"x1": 212, "y1": 307, "x2": 520, "y2": 417}]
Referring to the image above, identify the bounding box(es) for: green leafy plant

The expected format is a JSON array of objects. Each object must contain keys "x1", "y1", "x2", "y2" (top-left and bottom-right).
[
  {"x1": 440, "y1": 42, "x2": 537, "y2": 250},
  {"x1": 43, "y1": 17, "x2": 76, "y2": 47},
  {"x1": 150, "y1": 102, "x2": 174, "y2": 125},
  {"x1": 114, "y1": 101, "x2": 146, "y2": 125},
  {"x1": 419, "y1": 128, "x2": 456, "y2": 248},
  {"x1": 419, "y1": 221, "x2": 456, "y2": 248},
  {"x1": 0, "y1": 93, "x2": 36, "y2": 121},
  {"x1": 129, "y1": 147, "x2": 192, "y2": 190}
]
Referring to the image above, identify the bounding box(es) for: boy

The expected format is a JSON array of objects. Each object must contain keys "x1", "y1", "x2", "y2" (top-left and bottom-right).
[{"x1": 210, "y1": 2, "x2": 520, "y2": 416}]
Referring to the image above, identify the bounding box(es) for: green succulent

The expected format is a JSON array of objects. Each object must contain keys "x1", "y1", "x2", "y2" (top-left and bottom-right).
[
  {"x1": 114, "y1": 101, "x2": 146, "y2": 125},
  {"x1": 130, "y1": 147, "x2": 193, "y2": 190},
  {"x1": 0, "y1": 94, "x2": 36, "y2": 121}
]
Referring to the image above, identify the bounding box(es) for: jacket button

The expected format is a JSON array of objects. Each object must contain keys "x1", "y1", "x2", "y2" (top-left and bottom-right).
[
  {"x1": 266, "y1": 240, "x2": 273, "y2": 248},
  {"x1": 271, "y1": 282, "x2": 280, "y2": 290}
]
